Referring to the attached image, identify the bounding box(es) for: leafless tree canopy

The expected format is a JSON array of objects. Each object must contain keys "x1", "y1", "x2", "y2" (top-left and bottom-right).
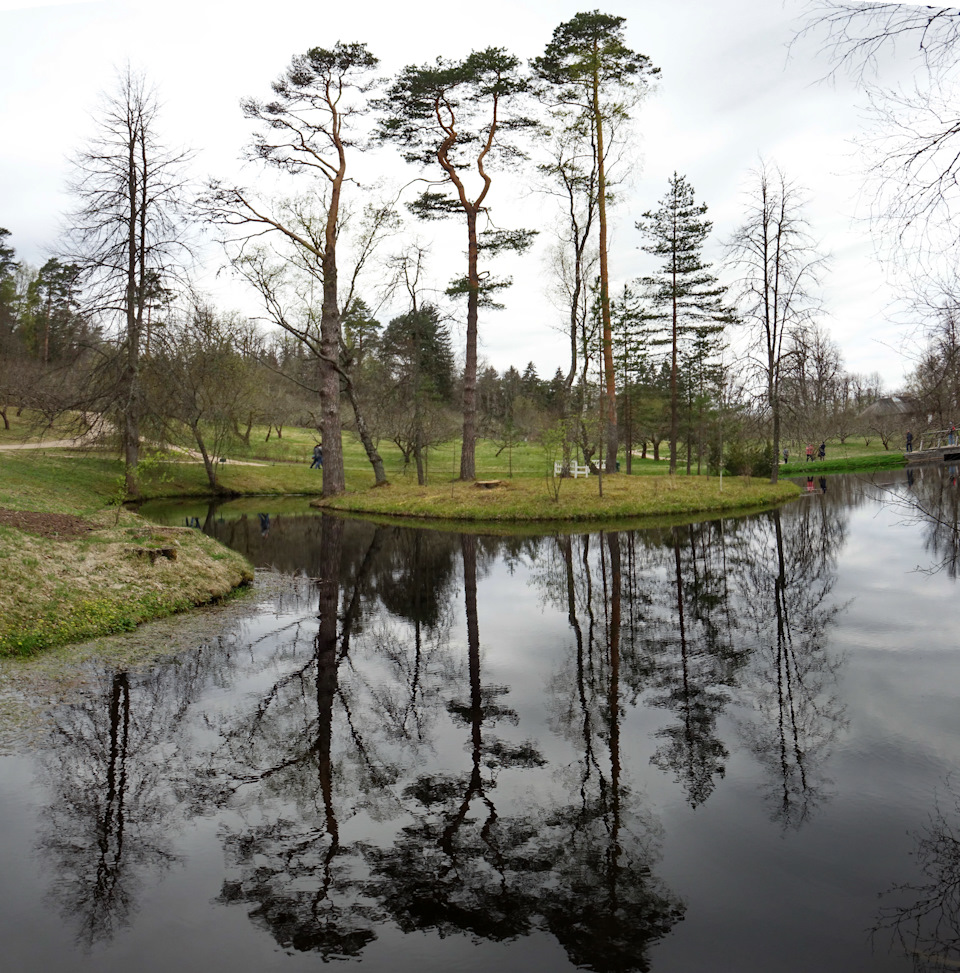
[
  {"x1": 726, "y1": 161, "x2": 826, "y2": 481},
  {"x1": 800, "y1": 3, "x2": 960, "y2": 270},
  {"x1": 61, "y1": 65, "x2": 192, "y2": 494}
]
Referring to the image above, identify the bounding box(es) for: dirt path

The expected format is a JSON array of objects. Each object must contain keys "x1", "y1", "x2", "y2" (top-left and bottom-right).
[
  {"x1": 0, "y1": 438, "x2": 90, "y2": 450},
  {"x1": 0, "y1": 439, "x2": 268, "y2": 466}
]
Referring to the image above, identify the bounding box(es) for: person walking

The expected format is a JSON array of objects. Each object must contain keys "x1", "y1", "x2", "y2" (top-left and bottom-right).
[
  {"x1": 906, "y1": 430, "x2": 913, "y2": 453},
  {"x1": 806, "y1": 443, "x2": 813, "y2": 462},
  {"x1": 310, "y1": 443, "x2": 323, "y2": 469},
  {"x1": 818, "y1": 441, "x2": 826, "y2": 460},
  {"x1": 783, "y1": 447, "x2": 789, "y2": 465}
]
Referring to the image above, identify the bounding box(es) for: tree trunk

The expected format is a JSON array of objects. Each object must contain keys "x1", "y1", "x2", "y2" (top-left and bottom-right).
[
  {"x1": 769, "y1": 354, "x2": 780, "y2": 484},
  {"x1": 669, "y1": 288, "x2": 679, "y2": 475},
  {"x1": 414, "y1": 442, "x2": 425, "y2": 486},
  {"x1": 342, "y1": 376, "x2": 387, "y2": 485},
  {"x1": 594, "y1": 68, "x2": 618, "y2": 474},
  {"x1": 191, "y1": 420, "x2": 218, "y2": 489},
  {"x1": 460, "y1": 209, "x2": 479, "y2": 481},
  {"x1": 320, "y1": 250, "x2": 345, "y2": 497}
]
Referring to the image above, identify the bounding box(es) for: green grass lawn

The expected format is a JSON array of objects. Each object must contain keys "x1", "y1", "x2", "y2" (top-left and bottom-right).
[{"x1": 0, "y1": 410, "x2": 906, "y2": 515}]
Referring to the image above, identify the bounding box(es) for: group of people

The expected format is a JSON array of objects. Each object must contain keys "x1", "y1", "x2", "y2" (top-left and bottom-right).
[{"x1": 782, "y1": 442, "x2": 826, "y2": 464}]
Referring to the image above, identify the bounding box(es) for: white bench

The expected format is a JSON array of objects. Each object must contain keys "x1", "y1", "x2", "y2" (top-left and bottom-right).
[{"x1": 554, "y1": 461, "x2": 590, "y2": 478}]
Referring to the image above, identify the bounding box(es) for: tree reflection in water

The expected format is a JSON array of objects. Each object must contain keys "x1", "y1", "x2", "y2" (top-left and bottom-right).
[
  {"x1": 893, "y1": 464, "x2": 960, "y2": 578},
  {"x1": 734, "y1": 503, "x2": 848, "y2": 829},
  {"x1": 36, "y1": 641, "x2": 235, "y2": 948},
  {"x1": 30, "y1": 492, "x2": 853, "y2": 966},
  {"x1": 534, "y1": 531, "x2": 686, "y2": 971},
  {"x1": 209, "y1": 520, "x2": 683, "y2": 970},
  {"x1": 364, "y1": 533, "x2": 546, "y2": 943},
  {"x1": 214, "y1": 516, "x2": 459, "y2": 957},
  {"x1": 875, "y1": 778, "x2": 960, "y2": 972},
  {"x1": 536, "y1": 492, "x2": 848, "y2": 826}
]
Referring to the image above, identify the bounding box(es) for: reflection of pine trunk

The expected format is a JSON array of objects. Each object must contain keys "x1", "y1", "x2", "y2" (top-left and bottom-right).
[
  {"x1": 440, "y1": 534, "x2": 493, "y2": 857},
  {"x1": 410, "y1": 533, "x2": 425, "y2": 730},
  {"x1": 562, "y1": 536, "x2": 597, "y2": 809},
  {"x1": 672, "y1": 530, "x2": 693, "y2": 778},
  {"x1": 605, "y1": 532, "x2": 622, "y2": 907},
  {"x1": 316, "y1": 515, "x2": 344, "y2": 847},
  {"x1": 464, "y1": 535, "x2": 482, "y2": 783}
]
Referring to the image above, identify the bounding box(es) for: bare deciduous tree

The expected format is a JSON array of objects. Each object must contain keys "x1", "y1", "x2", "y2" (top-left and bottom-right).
[
  {"x1": 800, "y1": 3, "x2": 960, "y2": 270},
  {"x1": 63, "y1": 66, "x2": 191, "y2": 496},
  {"x1": 726, "y1": 162, "x2": 826, "y2": 484}
]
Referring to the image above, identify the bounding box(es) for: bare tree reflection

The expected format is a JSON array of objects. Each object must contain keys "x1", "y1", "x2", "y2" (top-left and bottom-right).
[
  {"x1": 214, "y1": 517, "x2": 414, "y2": 957},
  {"x1": 874, "y1": 778, "x2": 960, "y2": 972},
  {"x1": 895, "y1": 465, "x2": 960, "y2": 579},
  {"x1": 735, "y1": 505, "x2": 848, "y2": 830},
  {"x1": 36, "y1": 644, "x2": 228, "y2": 948}
]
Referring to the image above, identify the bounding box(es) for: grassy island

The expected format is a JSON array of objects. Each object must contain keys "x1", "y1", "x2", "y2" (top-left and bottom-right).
[{"x1": 312, "y1": 473, "x2": 800, "y2": 524}]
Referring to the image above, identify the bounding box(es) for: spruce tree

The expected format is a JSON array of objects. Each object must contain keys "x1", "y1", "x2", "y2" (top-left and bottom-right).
[{"x1": 636, "y1": 173, "x2": 734, "y2": 474}]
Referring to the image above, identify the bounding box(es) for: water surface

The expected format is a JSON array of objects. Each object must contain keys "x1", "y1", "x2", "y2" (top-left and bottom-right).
[{"x1": 3, "y1": 468, "x2": 960, "y2": 972}]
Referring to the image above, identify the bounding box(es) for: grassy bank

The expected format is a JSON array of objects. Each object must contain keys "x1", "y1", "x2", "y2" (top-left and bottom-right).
[
  {"x1": 313, "y1": 473, "x2": 800, "y2": 523},
  {"x1": 0, "y1": 512, "x2": 253, "y2": 656},
  {"x1": 780, "y1": 450, "x2": 906, "y2": 476},
  {"x1": 0, "y1": 450, "x2": 255, "y2": 657}
]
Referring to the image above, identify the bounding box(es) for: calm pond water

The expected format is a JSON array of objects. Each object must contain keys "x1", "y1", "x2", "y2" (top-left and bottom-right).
[{"x1": 2, "y1": 467, "x2": 960, "y2": 973}]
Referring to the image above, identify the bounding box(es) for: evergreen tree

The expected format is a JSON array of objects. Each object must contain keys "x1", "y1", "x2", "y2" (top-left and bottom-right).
[
  {"x1": 636, "y1": 173, "x2": 734, "y2": 474},
  {"x1": 24, "y1": 258, "x2": 82, "y2": 364},
  {"x1": 381, "y1": 304, "x2": 455, "y2": 402},
  {"x1": 377, "y1": 49, "x2": 535, "y2": 481},
  {"x1": 0, "y1": 228, "x2": 18, "y2": 352},
  {"x1": 611, "y1": 283, "x2": 659, "y2": 471},
  {"x1": 381, "y1": 303, "x2": 456, "y2": 483}
]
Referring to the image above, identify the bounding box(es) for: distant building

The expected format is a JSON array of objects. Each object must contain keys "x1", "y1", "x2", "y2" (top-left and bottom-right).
[{"x1": 856, "y1": 395, "x2": 917, "y2": 424}]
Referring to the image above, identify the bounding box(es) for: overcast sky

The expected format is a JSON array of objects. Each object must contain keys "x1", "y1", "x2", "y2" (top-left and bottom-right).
[{"x1": 0, "y1": 0, "x2": 936, "y2": 390}]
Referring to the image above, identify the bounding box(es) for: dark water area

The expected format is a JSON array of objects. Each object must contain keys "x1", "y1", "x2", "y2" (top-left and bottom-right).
[{"x1": 3, "y1": 468, "x2": 960, "y2": 972}]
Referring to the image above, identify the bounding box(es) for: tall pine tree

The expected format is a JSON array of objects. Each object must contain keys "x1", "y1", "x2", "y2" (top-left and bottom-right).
[
  {"x1": 636, "y1": 173, "x2": 734, "y2": 474},
  {"x1": 534, "y1": 12, "x2": 659, "y2": 473}
]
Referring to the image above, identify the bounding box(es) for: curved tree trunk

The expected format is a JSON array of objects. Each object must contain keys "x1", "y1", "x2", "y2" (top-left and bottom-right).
[{"x1": 342, "y1": 375, "x2": 387, "y2": 486}]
